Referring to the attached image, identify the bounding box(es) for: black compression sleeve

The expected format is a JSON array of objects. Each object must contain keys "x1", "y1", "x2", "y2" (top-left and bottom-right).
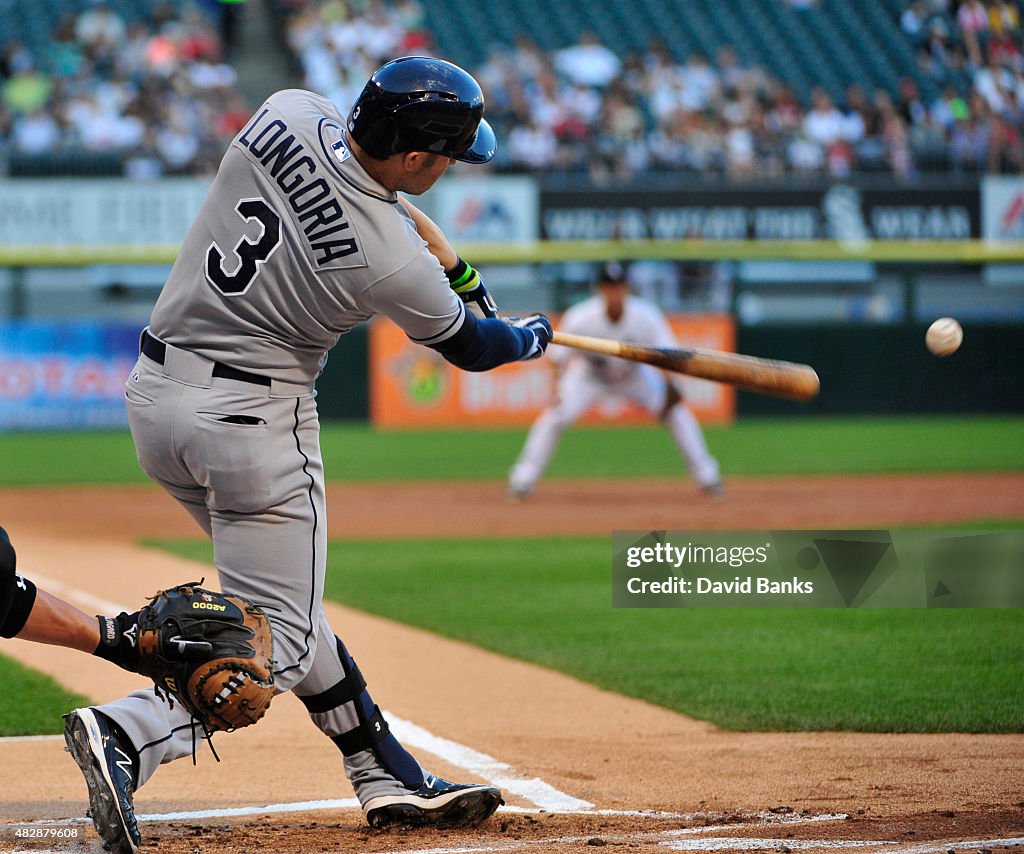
[
  {"x1": 428, "y1": 312, "x2": 533, "y2": 372},
  {"x1": 1, "y1": 527, "x2": 37, "y2": 638}
]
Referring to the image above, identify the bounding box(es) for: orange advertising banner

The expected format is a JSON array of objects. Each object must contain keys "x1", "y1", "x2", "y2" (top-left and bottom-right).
[{"x1": 370, "y1": 314, "x2": 736, "y2": 428}]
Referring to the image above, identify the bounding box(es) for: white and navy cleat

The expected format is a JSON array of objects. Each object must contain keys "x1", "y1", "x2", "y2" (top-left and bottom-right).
[
  {"x1": 363, "y1": 774, "x2": 503, "y2": 829},
  {"x1": 64, "y1": 708, "x2": 141, "y2": 854}
]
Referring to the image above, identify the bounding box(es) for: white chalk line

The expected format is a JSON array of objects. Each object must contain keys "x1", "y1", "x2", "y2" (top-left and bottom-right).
[
  {"x1": 293, "y1": 814, "x2": 867, "y2": 854},
  {"x1": 387, "y1": 715, "x2": 593, "y2": 812},
  {"x1": 29, "y1": 572, "x2": 125, "y2": 617},
  {"x1": 889, "y1": 838, "x2": 1024, "y2": 854},
  {"x1": 382, "y1": 834, "x2": 1024, "y2": 854},
  {"x1": 6, "y1": 579, "x2": 585, "y2": 812},
  {"x1": 661, "y1": 840, "x2": 891, "y2": 851},
  {"x1": 7, "y1": 808, "x2": 843, "y2": 829},
  {"x1": 138, "y1": 798, "x2": 360, "y2": 821}
]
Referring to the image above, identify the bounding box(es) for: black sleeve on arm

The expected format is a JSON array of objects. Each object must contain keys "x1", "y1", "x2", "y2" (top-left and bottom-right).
[{"x1": 428, "y1": 311, "x2": 532, "y2": 372}]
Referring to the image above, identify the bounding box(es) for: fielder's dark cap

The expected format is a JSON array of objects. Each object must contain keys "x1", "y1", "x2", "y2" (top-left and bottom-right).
[
  {"x1": 595, "y1": 261, "x2": 628, "y2": 285},
  {"x1": 348, "y1": 56, "x2": 496, "y2": 164}
]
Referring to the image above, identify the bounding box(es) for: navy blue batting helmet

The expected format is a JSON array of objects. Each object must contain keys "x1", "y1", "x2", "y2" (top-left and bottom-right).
[{"x1": 347, "y1": 56, "x2": 496, "y2": 164}]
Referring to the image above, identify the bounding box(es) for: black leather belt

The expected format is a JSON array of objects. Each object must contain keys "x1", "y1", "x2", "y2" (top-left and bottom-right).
[{"x1": 140, "y1": 330, "x2": 272, "y2": 387}]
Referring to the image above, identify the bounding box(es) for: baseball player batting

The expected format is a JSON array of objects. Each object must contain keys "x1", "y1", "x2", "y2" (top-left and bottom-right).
[
  {"x1": 62, "y1": 57, "x2": 553, "y2": 854},
  {"x1": 508, "y1": 262, "x2": 722, "y2": 499}
]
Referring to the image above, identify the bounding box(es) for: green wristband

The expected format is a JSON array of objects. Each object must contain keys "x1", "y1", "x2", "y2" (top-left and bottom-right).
[{"x1": 447, "y1": 257, "x2": 481, "y2": 294}]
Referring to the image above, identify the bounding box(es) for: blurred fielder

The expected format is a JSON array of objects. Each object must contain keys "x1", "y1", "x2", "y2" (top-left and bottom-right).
[{"x1": 508, "y1": 262, "x2": 722, "y2": 499}]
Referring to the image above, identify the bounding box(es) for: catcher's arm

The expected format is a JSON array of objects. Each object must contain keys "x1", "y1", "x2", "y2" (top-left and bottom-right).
[
  {"x1": 1, "y1": 525, "x2": 128, "y2": 656},
  {"x1": 17, "y1": 589, "x2": 103, "y2": 653}
]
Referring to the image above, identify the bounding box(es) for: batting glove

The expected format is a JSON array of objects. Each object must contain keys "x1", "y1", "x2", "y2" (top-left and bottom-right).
[
  {"x1": 508, "y1": 314, "x2": 553, "y2": 360},
  {"x1": 447, "y1": 257, "x2": 498, "y2": 319},
  {"x1": 94, "y1": 610, "x2": 142, "y2": 674}
]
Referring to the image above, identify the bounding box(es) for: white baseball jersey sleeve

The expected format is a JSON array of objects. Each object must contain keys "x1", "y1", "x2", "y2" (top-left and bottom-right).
[{"x1": 554, "y1": 294, "x2": 677, "y2": 384}]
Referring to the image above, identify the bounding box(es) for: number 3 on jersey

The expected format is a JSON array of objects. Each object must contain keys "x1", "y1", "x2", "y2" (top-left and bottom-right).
[{"x1": 205, "y1": 198, "x2": 282, "y2": 295}]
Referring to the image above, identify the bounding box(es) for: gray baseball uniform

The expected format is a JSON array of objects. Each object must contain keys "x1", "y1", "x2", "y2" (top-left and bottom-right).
[{"x1": 97, "y1": 89, "x2": 524, "y2": 801}]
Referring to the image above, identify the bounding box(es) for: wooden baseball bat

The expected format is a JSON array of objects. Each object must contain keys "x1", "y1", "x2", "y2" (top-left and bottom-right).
[{"x1": 550, "y1": 331, "x2": 820, "y2": 401}]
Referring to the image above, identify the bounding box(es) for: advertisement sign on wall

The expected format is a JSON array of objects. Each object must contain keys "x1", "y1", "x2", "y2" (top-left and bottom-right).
[
  {"x1": 0, "y1": 322, "x2": 137, "y2": 430},
  {"x1": 430, "y1": 176, "x2": 539, "y2": 243},
  {"x1": 981, "y1": 176, "x2": 1024, "y2": 240},
  {"x1": 541, "y1": 184, "x2": 980, "y2": 241},
  {"x1": 0, "y1": 179, "x2": 210, "y2": 246},
  {"x1": 370, "y1": 315, "x2": 736, "y2": 428}
]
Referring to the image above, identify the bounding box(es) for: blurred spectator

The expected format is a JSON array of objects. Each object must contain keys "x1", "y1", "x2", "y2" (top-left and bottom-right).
[
  {"x1": 11, "y1": 108, "x2": 61, "y2": 155},
  {"x1": 679, "y1": 53, "x2": 720, "y2": 111},
  {"x1": 897, "y1": 76, "x2": 928, "y2": 125},
  {"x1": 875, "y1": 89, "x2": 914, "y2": 176},
  {"x1": 931, "y1": 84, "x2": 971, "y2": 128},
  {"x1": 75, "y1": 2, "x2": 127, "y2": 57},
  {"x1": 986, "y1": 101, "x2": 1024, "y2": 171},
  {"x1": 554, "y1": 30, "x2": 621, "y2": 88},
  {"x1": 1, "y1": 40, "x2": 33, "y2": 80},
  {"x1": 507, "y1": 119, "x2": 558, "y2": 169},
  {"x1": 988, "y1": 30, "x2": 1022, "y2": 69},
  {"x1": 951, "y1": 110, "x2": 990, "y2": 170},
  {"x1": 919, "y1": 16, "x2": 953, "y2": 81},
  {"x1": 725, "y1": 114, "x2": 757, "y2": 179},
  {"x1": 716, "y1": 45, "x2": 752, "y2": 91},
  {"x1": 901, "y1": 1, "x2": 929, "y2": 41},
  {"x1": 909, "y1": 111, "x2": 950, "y2": 169},
  {"x1": 803, "y1": 88, "x2": 845, "y2": 149},
  {"x1": 788, "y1": 130, "x2": 826, "y2": 173},
  {"x1": 988, "y1": 0, "x2": 1021, "y2": 40},
  {"x1": 48, "y1": 14, "x2": 86, "y2": 78},
  {"x1": 956, "y1": 0, "x2": 990, "y2": 66},
  {"x1": 974, "y1": 54, "x2": 1017, "y2": 112},
  {"x1": 840, "y1": 84, "x2": 869, "y2": 145},
  {"x1": 2, "y1": 61, "x2": 52, "y2": 115}
]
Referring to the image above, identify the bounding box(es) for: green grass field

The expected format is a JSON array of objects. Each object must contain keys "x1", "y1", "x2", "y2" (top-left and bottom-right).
[
  {"x1": 2, "y1": 415, "x2": 1021, "y2": 736},
  {"x1": 0, "y1": 416, "x2": 1022, "y2": 486},
  {"x1": 154, "y1": 535, "x2": 1024, "y2": 733},
  {"x1": 0, "y1": 653, "x2": 91, "y2": 736}
]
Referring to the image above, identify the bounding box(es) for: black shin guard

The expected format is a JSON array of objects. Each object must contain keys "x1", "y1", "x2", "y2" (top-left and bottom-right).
[{"x1": 297, "y1": 636, "x2": 423, "y2": 788}]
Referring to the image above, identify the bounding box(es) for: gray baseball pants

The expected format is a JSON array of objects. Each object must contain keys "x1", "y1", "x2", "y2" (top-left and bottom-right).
[{"x1": 96, "y1": 342, "x2": 421, "y2": 801}]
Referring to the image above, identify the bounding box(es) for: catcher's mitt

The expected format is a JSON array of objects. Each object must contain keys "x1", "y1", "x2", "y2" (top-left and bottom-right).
[{"x1": 136, "y1": 583, "x2": 275, "y2": 732}]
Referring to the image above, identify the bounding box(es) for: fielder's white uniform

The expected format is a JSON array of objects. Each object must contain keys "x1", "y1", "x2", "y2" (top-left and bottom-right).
[{"x1": 508, "y1": 294, "x2": 721, "y2": 493}]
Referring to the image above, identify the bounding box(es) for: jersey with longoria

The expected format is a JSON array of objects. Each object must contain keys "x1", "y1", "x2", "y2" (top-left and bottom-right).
[{"x1": 149, "y1": 89, "x2": 465, "y2": 384}]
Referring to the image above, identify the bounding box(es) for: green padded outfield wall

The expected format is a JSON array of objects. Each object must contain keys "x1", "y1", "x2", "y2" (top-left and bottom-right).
[
  {"x1": 736, "y1": 324, "x2": 1024, "y2": 416},
  {"x1": 312, "y1": 325, "x2": 369, "y2": 420}
]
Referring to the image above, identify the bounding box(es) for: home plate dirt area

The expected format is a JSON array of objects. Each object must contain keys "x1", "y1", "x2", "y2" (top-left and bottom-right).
[{"x1": 0, "y1": 474, "x2": 1021, "y2": 853}]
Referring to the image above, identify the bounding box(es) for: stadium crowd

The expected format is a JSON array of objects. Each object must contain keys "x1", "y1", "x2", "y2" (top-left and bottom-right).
[
  {"x1": 0, "y1": 1, "x2": 250, "y2": 176},
  {"x1": 283, "y1": 0, "x2": 1024, "y2": 178},
  {"x1": 1, "y1": 0, "x2": 1022, "y2": 178}
]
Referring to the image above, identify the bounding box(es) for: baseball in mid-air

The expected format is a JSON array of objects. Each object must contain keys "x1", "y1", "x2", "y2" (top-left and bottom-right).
[{"x1": 925, "y1": 317, "x2": 963, "y2": 357}]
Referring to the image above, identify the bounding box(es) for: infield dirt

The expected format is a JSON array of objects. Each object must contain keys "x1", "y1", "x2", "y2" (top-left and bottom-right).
[{"x1": 0, "y1": 474, "x2": 1022, "y2": 853}]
